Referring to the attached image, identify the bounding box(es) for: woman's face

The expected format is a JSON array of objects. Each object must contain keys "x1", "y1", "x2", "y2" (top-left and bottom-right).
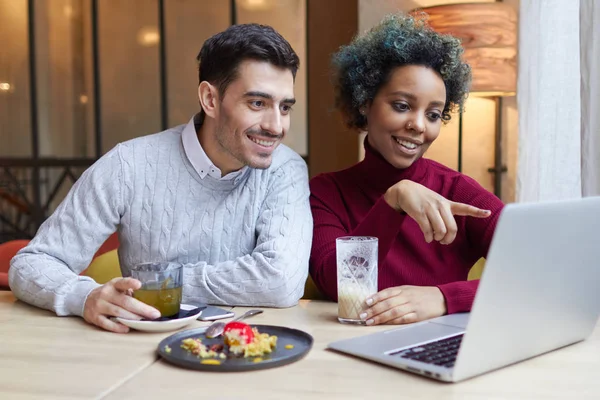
[{"x1": 364, "y1": 65, "x2": 447, "y2": 169}]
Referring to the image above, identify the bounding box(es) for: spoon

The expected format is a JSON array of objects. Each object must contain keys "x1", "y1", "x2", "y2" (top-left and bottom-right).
[{"x1": 205, "y1": 309, "x2": 263, "y2": 338}]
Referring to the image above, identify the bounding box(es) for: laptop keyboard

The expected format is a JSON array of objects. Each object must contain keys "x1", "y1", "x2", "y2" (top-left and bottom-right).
[{"x1": 389, "y1": 334, "x2": 464, "y2": 368}]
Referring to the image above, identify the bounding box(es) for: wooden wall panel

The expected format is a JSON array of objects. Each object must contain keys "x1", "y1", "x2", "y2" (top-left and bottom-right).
[{"x1": 307, "y1": 0, "x2": 358, "y2": 178}]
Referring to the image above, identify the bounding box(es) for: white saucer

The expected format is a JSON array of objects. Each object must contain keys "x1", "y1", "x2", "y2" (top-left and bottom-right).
[{"x1": 115, "y1": 304, "x2": 203, "y2": 333}]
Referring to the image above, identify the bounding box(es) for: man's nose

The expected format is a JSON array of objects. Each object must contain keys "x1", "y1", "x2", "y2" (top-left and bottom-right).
[{"x1": 261, "y1": 109, "x2": 283, "y2": 136}]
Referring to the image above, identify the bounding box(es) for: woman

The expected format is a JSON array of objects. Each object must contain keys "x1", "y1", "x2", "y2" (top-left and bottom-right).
[{"x1": 309, "y1": 13, "x2": 504, "y2": 326}]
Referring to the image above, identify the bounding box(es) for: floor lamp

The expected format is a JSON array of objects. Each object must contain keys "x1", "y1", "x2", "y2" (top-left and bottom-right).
[{"x1": 415, "y1": 2, "x2": 517, "y2": 199}]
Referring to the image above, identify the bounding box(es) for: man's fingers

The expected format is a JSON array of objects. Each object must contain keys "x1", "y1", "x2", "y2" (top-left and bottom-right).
[
  {"x1": 112, "y1": 277, "x2": 142, "y2": 292},
  {"x1": 110, "y1": 278, "x2": 160, "y2": 318},
  {"x1": 100, "y1": 300, "x2": 144, "y2": 321},
  {"x1": 114, "y1": 293, "x2": 161, "y2": 319},
  {"x1": 95, "y1": 315, "x2": 130, "y2": 333},
  {"x1": 450, "y1": 202, "x2": 491, "y2": 218},
  {"x1": 93, "y1": 279, "x2": 161, "y2": 321}
]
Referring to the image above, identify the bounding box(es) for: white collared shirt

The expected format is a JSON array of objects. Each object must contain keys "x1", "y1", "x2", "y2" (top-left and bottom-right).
[{"x1": 181, "y1": 115, "x2": 247, "y2": 181}]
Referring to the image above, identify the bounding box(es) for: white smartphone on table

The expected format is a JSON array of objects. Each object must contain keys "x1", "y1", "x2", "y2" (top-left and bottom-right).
[{"x1": 197, "y1": 305, "x2": 235, "y2": 321}]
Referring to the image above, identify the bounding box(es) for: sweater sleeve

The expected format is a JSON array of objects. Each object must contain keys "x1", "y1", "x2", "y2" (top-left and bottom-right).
[
  {"x1": 308, "y1": 174, "x2": 408, "y2": 301},
  {"x1": 9, "y1": 146, "x2": 126, "y2": 317},
  {"x1": 181, "y1": 158, "x2": 313, "y2": 308},
  {"x1": 437, "y1": 175, "x2": 504, "y2": 313}
]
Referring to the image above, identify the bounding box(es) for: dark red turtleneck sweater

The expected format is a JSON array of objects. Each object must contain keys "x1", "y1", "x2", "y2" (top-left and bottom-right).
[{"x1": 309, "y1": 140, "x2": 504, "y2": 314}]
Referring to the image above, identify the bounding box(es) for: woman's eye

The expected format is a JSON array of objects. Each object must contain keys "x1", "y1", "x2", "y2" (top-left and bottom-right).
[
  {"x1": 393, "y1": 103, "x2": 410, "y2": 111},
  {"x1": 427, "y1": 112, "x2": 442, "y2": 121}
]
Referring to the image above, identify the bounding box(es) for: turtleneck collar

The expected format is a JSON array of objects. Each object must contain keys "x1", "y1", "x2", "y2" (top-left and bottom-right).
[{"x1": 355, "y1": 135, "x2": 428, "y2": 193}]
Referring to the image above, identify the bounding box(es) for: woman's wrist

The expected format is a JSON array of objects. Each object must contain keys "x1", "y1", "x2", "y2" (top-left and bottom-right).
[{"x1": 384, "y1": 182, "x2": 405, "y2": 213}]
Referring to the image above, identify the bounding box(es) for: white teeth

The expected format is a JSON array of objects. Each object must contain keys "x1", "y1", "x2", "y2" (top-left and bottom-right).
[
  {"x1": 394, "y1": 137, "x2": 418, "y2": 149},
  {"x1": 249, "y1": 137, "x2": 276, "y2": 147}
]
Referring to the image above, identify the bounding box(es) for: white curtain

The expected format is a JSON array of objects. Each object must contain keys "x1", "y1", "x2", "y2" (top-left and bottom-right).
[
  {"x1": 516, "y1": 0, "x2": 581, "y2": 202},
  {"x1": 517, "y1": 0, "x2": 600, "y2": 201},
  {"x1": 580, "y1": 0, "x2": 600, "y2": 197}
]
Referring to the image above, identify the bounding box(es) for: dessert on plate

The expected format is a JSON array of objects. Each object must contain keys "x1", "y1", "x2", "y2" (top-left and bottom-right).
[{"x1": 180, "y1": 321, "x2": 277, "y2": 361}]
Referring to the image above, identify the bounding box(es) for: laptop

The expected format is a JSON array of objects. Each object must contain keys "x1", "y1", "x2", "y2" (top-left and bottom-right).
[{"x1": 328, "y1": 197, "x2": 600, "y2": 382}]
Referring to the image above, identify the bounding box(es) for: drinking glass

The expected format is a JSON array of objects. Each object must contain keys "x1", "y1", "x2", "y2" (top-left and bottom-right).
[
  {"x1": 336, "y1": 236, "x2": 378, "y2": 324},
  {"x1": 130, "y1": 262, "x2": 183, "y2": 317}
]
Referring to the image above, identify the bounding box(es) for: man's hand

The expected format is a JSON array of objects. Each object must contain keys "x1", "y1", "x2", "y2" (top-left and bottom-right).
[
  {"x1": 360, "y1": 285, "x2": 447, "y2": 325},
  {"x1": 83, "y1": 277, "x2": 161, "y2": 333},
  {"x1": 384, "y1": 180, "x2": 491, "y2": 244}
]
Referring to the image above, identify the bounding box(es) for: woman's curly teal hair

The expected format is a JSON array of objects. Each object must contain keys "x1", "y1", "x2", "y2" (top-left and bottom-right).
[{"x1": 332, "y1": 12, "x2": 472, "y2": 130}]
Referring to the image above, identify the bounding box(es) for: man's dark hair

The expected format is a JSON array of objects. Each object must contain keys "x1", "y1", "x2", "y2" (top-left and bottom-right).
[{"x1": 197, "y1": 23, "x2": 299, "y2": 99}]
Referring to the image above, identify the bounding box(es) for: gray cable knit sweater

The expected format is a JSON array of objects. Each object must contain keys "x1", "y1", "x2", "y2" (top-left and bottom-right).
[{"x1": 9, "y1": 124, "x2": 313, "y2": 317}]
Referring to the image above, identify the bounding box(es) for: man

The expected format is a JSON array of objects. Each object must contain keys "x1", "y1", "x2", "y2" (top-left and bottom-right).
[{"x1": 9, "y1": 24, "x2": 313, "y2": 333}]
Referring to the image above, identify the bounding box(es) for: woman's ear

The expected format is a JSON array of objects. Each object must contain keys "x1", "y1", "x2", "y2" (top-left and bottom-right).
[
  {"x1": 359, "y1": 102, "x2": 371, "y2": 130},
  {"x1": 198, "y1": 81, "x2": 218, "y2": 119},
  {"x1": 359, "y1": 101, "x2": 372, "y2": 117}
]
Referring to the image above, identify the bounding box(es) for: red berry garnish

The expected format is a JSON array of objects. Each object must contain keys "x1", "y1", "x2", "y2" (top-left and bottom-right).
[{"x1": 223, "y1": 321, "x2": 255, "y2": 345}]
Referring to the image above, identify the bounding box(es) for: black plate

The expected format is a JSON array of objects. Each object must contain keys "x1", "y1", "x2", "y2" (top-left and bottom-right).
[{"x1": 157, "y1": 324, "x2": 313, "y2": 372}]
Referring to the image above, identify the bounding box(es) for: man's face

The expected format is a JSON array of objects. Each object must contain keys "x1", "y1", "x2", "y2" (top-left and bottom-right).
[{"x1": 210, "y1": 60, "x2": 295, "y2": 173}]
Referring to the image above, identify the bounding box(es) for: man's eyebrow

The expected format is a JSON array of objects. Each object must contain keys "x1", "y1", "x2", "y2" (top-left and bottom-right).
[
  {"x1": 244, "y1": 91, "x2": 273, "y2": 100},
  {"x1": 389, "y1": 91, "x2": 445, "y2": 108},
  {"x1": 244, "y1": 91, "x2": 296, "y2": 105}
]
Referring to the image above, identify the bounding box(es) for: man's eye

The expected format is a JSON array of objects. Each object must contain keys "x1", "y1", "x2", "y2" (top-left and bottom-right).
[
  {"x1": 251, "y1": 100, "x2": 264, "y2": 108},
  {"x1": 281, "y1": 105, "x2": 293, "y2": 113}
]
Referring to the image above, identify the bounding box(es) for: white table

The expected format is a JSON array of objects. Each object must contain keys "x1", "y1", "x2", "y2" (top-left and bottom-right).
[
  {"x1": 2, "y1": 292, "x2": 599, "y2": 399},
  {"x1": 107, "y1": 301, "x2": 600, "y2": 400}
]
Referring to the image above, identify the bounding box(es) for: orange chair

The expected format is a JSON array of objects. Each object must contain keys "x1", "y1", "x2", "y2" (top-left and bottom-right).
[
  {"x1": 1, "y1": 232, "x2": 120, "y2": 289},
  {"x1": 80, "y1": 232, "x2": 120, "y2": 277},
  {"x1": 94, "y1": 232, "x2": 120, "y2": 259},
  {"x1": 0, "y1": 239, "x2": 30, "y2": 289}
]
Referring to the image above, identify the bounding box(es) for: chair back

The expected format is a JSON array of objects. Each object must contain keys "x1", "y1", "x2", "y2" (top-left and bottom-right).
[
  {"x1": 94, "y1": 232, "x2": 119, "y2": 259},
  {"x1": 0, "y1": 240, "x2": 30, "y2": 288},
  {"x1": 81, "y1": 249, "x2": 122, "y2": 284}
]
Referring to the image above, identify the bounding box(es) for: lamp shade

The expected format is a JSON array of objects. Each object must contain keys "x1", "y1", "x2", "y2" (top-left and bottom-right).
[{"x1": 415, "y1": 3, "x2": 517, "y2": 96}]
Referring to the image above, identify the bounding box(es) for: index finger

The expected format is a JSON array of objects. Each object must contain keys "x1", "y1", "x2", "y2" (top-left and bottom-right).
[
  {"x1": 115, "y1": 294, "x2": 161, "y2": 320},
  {"x1": 112, "y1": 277, "x2": 142, "y2": 292},
  {"x1": 449, "y1": 202, "x2": 491, "y2": 218},
  {"x1": 110, "y1": 278, "x2": 161, "y2": 319}
]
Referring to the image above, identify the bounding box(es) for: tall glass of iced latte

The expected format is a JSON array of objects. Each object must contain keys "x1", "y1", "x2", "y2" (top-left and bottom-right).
[{"x1": 336, "y1": 236, "x2": 378, "y2": 324}]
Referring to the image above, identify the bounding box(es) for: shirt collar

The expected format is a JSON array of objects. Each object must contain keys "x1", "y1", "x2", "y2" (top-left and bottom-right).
[{"x1": 181, "y1": 114, "x2": 247, "y2": 181}]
